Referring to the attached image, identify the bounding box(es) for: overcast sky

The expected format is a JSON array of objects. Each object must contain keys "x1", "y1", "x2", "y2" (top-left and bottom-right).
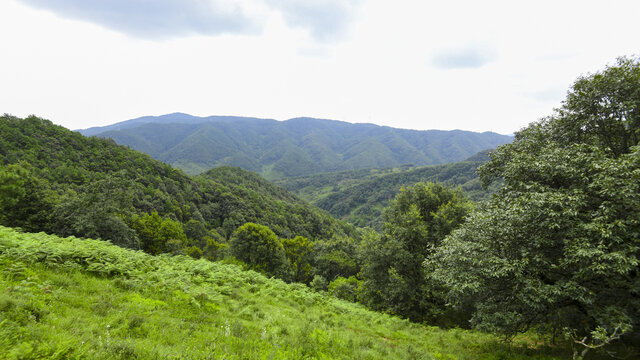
[{"x1": 1, "y1": 0, "x2": 638, "y2": 134}]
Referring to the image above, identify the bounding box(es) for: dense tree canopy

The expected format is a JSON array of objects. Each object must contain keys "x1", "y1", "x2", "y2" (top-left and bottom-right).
[
  {"x1": 432, "y1": 56, "x2": 640, "y2": 353},
  {"x1": 0, "y1": 115, "x2": 355, "y2": 258},
  {"x1": 282, "y1": 235, "x2": 314, "y2": 284},
  {"x1": 230, "y1": 222, "x2": 293, "y2": 281},
  {"x1": 277, "y1": 159, "x2": 497, "y2": 229},
  {"x1": 359, "y1": 182, "x2": 471, "y2": 322},
  {"x1": 0, "y1": 163, "x2": 56, "y2": 232}
]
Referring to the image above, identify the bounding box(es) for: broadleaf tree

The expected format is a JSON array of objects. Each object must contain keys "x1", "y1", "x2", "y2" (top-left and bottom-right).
[
  {"x1": 431, "y1": 56, "x2": 640, "y2": 354},
  {"x1": 230, "y1": 222, "x2": 293, "y2": 281},
  {"x1": 359, "y1": 182, "x2": 471, "y2": 323}
]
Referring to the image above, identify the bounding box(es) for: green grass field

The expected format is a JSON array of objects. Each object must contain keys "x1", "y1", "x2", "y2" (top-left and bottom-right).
[{"x1": 0, "y1": 226, "x2": 572, "y2": 359}]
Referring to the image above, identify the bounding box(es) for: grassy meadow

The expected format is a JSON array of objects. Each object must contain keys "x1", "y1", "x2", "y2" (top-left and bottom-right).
[{"x1": 0, "y1": 226, "x2": 575, "y2": 359}]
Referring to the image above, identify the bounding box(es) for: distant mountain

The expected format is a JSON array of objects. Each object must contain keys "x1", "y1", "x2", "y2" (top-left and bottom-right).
[{"x1": 79, "y1": 113, "x2": 512, "y2": 179}]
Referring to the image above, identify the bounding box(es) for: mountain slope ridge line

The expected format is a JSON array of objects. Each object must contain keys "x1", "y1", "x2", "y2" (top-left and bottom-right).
[{"x1": 79, "y1": 113, "x2": 512, "y2": 179}]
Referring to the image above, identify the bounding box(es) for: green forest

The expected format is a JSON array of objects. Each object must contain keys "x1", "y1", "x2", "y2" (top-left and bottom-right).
[
  {"x1": 276, "y1": 155, "x2": 500, "y2": 229},
  {"x1": 1, "y1": 56, "x2": 639, "y2": 359}
]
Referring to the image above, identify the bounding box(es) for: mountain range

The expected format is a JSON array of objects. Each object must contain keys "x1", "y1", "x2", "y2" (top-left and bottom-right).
[{"x1": 78, "y1": 113, "x2": 512, "y2": 179}]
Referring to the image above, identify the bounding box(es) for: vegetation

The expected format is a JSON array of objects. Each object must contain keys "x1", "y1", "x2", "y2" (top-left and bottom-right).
[
  {"x1": 79, "y1": 114, "x2": 512, "y2": 178},
  {"x1": 0, "y1": 226, "x2": 570, "y2": 359},
  {"x1": 196, "y1": 166, "x2": 355, "y2": 240},
  {"x1": 359, "y1": 183, "x2": 472, "y2": 323},
  {"x1": 432, "y1": 56, "x2": 640, "y2": 357},
  {"x1": 277, "y1": 158, "x2": 498, "y2": 229},
  {"x1": 1, "y1": 56, "x2": 639, "y2": 359},
  {"x1": 230, "y1": 223, "x2": 293, "y2": 281},
  {"x1": 0, "y1": 116, "x2": 355, "y2": 283}
]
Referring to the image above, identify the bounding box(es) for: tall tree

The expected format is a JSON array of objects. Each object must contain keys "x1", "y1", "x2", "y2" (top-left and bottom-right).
[
  {"x1": 359, "y1": 182, "x2": 471, "y2": 322},
  {"x1": 432, "y1": 57, "x2": 640, "y2": 354},
  {"x1": 282, "y1": 235, "x2": 314, "y2": 284}
]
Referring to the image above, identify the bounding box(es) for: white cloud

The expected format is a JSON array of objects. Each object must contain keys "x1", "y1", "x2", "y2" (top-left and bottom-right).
[
  {"x1": 15, "y1": 0, "x2": 361, "y2": 41},
  {"x1": 266, "y1": 0, "x2": 360, "y2": 42},
  {"x1": 431, "y1": 46, "x2": 496, "y2": 69},
  {"x1": 17, "y1": 0, "x2": 263, "y2": 38}
]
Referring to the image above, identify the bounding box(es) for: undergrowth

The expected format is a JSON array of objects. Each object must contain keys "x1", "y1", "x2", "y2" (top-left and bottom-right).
[{"x1": 0, "y1": 226, "x2": 571, "y2": 359}]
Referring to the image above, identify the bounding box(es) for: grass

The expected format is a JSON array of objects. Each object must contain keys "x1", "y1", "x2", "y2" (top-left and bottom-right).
[{"x1": 0, "y1": 226, "x2": 573, "y2": 359}]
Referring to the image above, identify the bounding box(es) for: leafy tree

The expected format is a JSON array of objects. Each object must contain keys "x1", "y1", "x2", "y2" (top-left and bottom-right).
[
  {"x1": 185, "y1": 246, "x2": 204, "y2": 259},
  {"x1": 0, "y1": 164, "x2": 26, "y2": 210},
  {"x1": 328, "y1": 276, "x2": 361, "y2": 302},
  {"x1": 0, "y1": 163, "x2": 57, "y2": 232},
  {"x1": 230, "y1": 222, "x2": 293, "y2": 281},
  {"x1": 359, "y1": 183, "x2": 471, "y2": 322},
  {"x1": 128, "y1": 211, "x2": 187, "y2": 254},
  {"x1": 52, "y1": 175, "x2": 140, "y2": 249},
  {"x1": 183, "y1": 219, "x2": 210, "y2": 246},
  {"x1": 202, "y1": 233, "x2": 229, "y2": 261},
  {"x1": 432, "y1": 56, "x2": 640, "y2": 353},
  {"x1": 312, "y1": 236, "x2": 359, "y2": 282},
  {"x1": 282, "y1": 236, "x2": 314, "y2": 283}
]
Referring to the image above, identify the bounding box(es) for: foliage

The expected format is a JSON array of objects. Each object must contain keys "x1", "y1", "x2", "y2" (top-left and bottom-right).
[
  {"x1": 201, "y1": 233, "x2": 229, "y2": 261},
  {"x1": 80, "y1": 113, "x2": 512, "y2": 178},
  {"x1": 198, "y1": 166, "x2": 357, "y2": 240},
  {"x1": 310, "y1": 275, "x2": 328, "y2": 292},
  {"x1": 230, "y1": 223, "x2": 293, "y2": 281},
  {"x1": 51, "y1": 175, "x2": 140, "y2": 249},
  {"x1": 277, "y1": 158, "x2": 498, "y2": 229},
  {"x1": 0, "y1": 115, "x2": 354, "y2": 265},
  {"x1": 0, "y1": 163, "x2": 57, "y2": 232},
  {"x1": 359, "y1": 183, "x2": 471, "y2": 323},
  {"x1": 312, "y1": 235, "x2": 360, "y2": 282},
  {"x1": 328, "y1": 276, "x2": 361, "y2": 302},
  {"x1": 282, "y1": 236, "x2": 314, "y2": 284},
  {"x1": 432, "y1": 56, "x2": 640, "y2": 353},
  {"x1": 128, "y1": 211, "x2": 187, "y2": 255},
  {"x1": 0, "y1": 225, "x2": 573, "y2": 359}
]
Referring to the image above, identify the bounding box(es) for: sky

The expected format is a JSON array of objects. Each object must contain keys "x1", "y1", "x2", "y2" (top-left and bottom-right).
[{"x1": 1, "y1": 0, "x2": 638, "y2": 135}]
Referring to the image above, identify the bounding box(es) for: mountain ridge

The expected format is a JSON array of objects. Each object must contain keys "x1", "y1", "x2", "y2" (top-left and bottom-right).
[{"x1": 79, "y1": 113, "x2": 513, "y2": 179}]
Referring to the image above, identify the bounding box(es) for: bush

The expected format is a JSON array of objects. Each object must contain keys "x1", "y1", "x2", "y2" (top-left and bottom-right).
[{"x1": 328, "y1": 276, "x2": 360, "y2": 302}]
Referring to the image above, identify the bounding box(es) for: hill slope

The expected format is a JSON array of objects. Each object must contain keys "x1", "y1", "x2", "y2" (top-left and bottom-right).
[
  {"x1": 0, "y1": 226, "x2": 567, "y2": 359},
  {"x1": 276, "y1": 158, "x2": 500, "y2": 229},
  {"x1": 0, "y1": 115, "x2": 354, "y2": 251},
  {"x1": 79, "y1": 113, "x2": 512, "y2": 178}
]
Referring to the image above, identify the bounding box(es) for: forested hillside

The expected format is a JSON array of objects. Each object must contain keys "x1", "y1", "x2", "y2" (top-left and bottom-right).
[
  {"x1": 277, "y1": 156, "x2": 499, "y2": 228},
  {"x1": 0, "y1": 115, "x2": 355, "y2": 258},
  {"x1": 79, "y1": 114, "x2": 512, "y2": 178}
]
